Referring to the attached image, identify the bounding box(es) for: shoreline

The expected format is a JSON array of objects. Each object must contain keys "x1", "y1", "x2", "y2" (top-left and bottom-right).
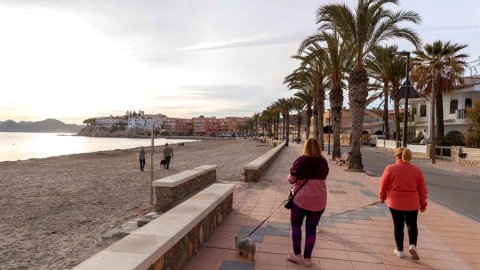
[{"x1": 0, "y1": 139, "x2": 271, "y2": 269}]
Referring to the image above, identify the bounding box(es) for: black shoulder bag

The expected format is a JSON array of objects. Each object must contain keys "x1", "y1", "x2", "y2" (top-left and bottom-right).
[{"x1": 284, "y1": 179, "x2": 310, "y2": 209}]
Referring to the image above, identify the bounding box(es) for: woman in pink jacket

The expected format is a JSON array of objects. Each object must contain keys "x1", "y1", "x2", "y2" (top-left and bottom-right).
[
  {"x1": 379, "y1": 147, "x2": 427, "y2": 260},
  {"x1": 287, "y1": 138, "x2": 329, "y2": 267}
]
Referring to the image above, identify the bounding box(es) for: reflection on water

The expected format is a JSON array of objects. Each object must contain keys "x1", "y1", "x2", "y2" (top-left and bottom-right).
[{"x1": 0, "y1": 132, "x2": 196, "y2": 162}]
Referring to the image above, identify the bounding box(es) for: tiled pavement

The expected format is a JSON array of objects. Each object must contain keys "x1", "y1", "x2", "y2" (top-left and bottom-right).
[{"x1": 186, "y1": 143, "x2": 480, "y2": 270}]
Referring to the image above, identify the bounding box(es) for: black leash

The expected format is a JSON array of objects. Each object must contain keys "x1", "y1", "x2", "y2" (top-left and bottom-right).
[
  {"x1": 248, "y1": 199, "x2": 287, "y2": 237},
  {"x1": 329, "y1": 200, "x2": 382, "y2": 217}
]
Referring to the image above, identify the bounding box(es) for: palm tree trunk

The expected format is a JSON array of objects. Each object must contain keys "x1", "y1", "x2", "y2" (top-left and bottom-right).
[
  {"x1": 383, "y1": 87, "x2": 390, "y2": 140},
  {"x1": 435, "y1": 90, "x2": 444, "y2": 142},
  {"x1": 330, "y1": 87, "x2": 343, "y2": 160},
  {"x1": 317, "y1": 84, "x2": 325, "y2": 149},
  {"x1": 305, "y1": 106, "x2": 312, "y2": 140},
  {"x1": 313, "y1": 102, "x2": 319, "y2": 141},
  {"x1": 297, "y1": 113, "x2": 302, "y2": 140},
  {"x1": 286, "y1": 112, "x2": 290, "y2": 143},
  {"x1": 347, "y1": 66, "x2": 369, "y2": 171}
]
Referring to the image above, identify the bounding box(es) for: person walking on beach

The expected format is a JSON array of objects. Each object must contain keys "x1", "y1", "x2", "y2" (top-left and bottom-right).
[
  {"x1": 163, "y1": 143, "x2": 174, "y2": 170},
  {"x1": 287, "y1": 138, "x2": 329, "y2": 267},
  {"x1": 379, "y1": 147, "x2": 427, "y2": 260},
  {"x1": 137, "y1": 146, "x2": 146, "y2": 172}
]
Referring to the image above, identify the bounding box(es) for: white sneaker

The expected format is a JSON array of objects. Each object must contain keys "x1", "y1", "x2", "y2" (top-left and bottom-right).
[
  {"x1": 394, "y1": 248, "x2": 405, "y2": 258},
  {"x1": 409, "y1": 244, "x2": 420, "y2": 260}
]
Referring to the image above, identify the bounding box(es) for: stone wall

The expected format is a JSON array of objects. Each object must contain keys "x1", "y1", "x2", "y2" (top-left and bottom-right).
[
  {"x1": 155, "y1": 170, "x2": 216, "y2": 212},
  {"x1": 244, "y1": 142, "x2": 285, "y2": 182},
  {"x1": 147, "y1": 193, "x2": 233, "y2": 270},
  {"x1": 452, "y1": 146, "x2": 480, "y2": 167}
]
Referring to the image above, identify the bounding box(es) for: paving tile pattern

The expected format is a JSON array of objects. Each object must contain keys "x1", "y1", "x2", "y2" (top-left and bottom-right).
[{"x1": 187, "y1": 143, "x2": 480, "y2": 270}]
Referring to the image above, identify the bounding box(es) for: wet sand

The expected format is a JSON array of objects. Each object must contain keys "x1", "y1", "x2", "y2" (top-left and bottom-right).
[{"x1": 0, "y1": 139, "x2": 271, "y2": 269}]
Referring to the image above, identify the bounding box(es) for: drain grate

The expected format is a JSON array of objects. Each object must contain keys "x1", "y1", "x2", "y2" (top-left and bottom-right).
[{"x1": 329, "y1": 190, "x2": 346, "y2": 194}]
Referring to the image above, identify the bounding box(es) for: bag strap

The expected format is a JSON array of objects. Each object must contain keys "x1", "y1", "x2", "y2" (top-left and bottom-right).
[{"x1": 291, "y1": 178, "x2": 310, "y2": 199}]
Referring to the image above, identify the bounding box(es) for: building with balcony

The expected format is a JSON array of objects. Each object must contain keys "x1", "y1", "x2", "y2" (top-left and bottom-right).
[{"x1": 401, "y1": 76, "x2": 480, "y2": 142}]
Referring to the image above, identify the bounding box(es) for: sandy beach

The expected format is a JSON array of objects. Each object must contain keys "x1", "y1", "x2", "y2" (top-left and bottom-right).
[{"x1": 0, "y1": 139, "x2": 271, "y2": 270}]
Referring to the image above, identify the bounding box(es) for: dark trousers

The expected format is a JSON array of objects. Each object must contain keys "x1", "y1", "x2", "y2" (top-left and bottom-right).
[
  {"x1": 291, "y1": 203, "x2": 324, "y2": 258},
  {"x1": 139, "y1": 159, "x2": 145, "y2": 170},
  {"x1": 165, "y1": 156, "x2": 171, "y2": 169},
  {"x1": 389, "y1": 208, "x2": 418, "y2": 251}
]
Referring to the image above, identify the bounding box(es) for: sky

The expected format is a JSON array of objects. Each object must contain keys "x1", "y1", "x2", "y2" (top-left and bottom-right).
[{"x1": 0, "y1": 0, "x2": 479, "y2": 125}]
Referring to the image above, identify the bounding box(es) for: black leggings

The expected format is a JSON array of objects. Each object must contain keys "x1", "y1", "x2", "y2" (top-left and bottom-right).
[{"x1": 389, "y1": 208, "x2": 418, "y2": 251}]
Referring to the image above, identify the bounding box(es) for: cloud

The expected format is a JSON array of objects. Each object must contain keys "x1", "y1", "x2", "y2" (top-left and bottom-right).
[{"x1": 176, "y1": 32, "x2": 305, "y2": 51}]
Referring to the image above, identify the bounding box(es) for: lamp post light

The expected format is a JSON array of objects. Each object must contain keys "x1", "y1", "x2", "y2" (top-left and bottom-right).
[
  {"x1": 327, "y1": 109, "x2": 331, "y2": 155},
  {"x1": 394, "y1": 51, "x2": 415, "y2": 148}
]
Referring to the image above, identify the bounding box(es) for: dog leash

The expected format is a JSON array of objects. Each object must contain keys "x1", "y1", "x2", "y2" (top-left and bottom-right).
[
  {"x1": 329, "y1": 200, "x2": 382, "y2": 217},
  {"x1": 248, "y1": 198, "x2": 288, "y2": 237}
]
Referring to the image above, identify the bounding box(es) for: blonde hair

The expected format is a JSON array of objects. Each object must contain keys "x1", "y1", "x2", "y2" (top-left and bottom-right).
[
  {"x1": 395, "y1": 147, "x2": 413, "y2": 162},
  {"x1": 302, "y1": 138, "x2": 323, "y2": 158}
]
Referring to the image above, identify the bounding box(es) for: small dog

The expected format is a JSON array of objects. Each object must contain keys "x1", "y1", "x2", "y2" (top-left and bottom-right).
[
  {"x1": 160, "y1": 159, "x2": 167, "y2": 169},
  {"x1": 235, "y1": 236, "x2": 256, "y2": 261}
]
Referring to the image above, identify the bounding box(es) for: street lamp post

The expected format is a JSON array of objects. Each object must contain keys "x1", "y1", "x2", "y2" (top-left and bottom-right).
[
  {"x1": 394, "y1": 51, "x2": 411, "y2": 147},
  {"x1": 328, "y1": 109, "x2": 331, "y2": 155}
]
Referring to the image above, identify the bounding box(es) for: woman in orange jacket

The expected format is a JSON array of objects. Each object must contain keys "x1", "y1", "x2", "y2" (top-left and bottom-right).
[{"x1": 379, "y1": 147, "x2": 427, "y2": 260}]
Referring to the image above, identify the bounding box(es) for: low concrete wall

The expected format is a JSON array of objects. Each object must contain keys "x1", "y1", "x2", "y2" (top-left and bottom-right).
[
  {"x1": 407, "y1": 144, "x2": 429, "y2": 158},
  {"x1": 376, "y1": 139, "x2": 399, "y2": 152},
  {"x1": 153, "y1": 165, "x2": 217, "y2": 212},
  {"x1": 73, "y1": 183, "x2": 235, "y2": 270},
  {"x1": 244, "y1": 142, "x2": 285, "y2": 182}
]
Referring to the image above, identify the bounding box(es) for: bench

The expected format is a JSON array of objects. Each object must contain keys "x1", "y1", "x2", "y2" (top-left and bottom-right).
[
  {"x1": 244, "y1": 142, "x2": 285, "y2": 182},
  {"x1": 335, "y1": 152, "x2": 350, "y2": 166},
  {"x1": 72, "y1": 183, "x2": 235, "y2": 270},
  {"x1": 153, "y1": 165, "x2": 217, "y2": 212}
]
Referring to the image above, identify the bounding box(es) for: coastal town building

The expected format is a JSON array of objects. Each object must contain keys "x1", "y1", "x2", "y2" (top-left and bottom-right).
[
  {"x1": 401, "y1": 76, "x2": 480, "y2": 142},
  {"x1": 96, "y1": 116, "x2": 128, "y2": 127},
  {"x1": 87, "y1": 110, "x2": 249, "y2": 136},
  {"x1": 127, "y1": 110, "x2": 167, "y2": 132}
]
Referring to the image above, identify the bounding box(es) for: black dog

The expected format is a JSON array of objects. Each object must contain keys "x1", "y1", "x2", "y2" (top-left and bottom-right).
[{"x1": 160, "y1": 159, "x2": 167, "y2": 169}]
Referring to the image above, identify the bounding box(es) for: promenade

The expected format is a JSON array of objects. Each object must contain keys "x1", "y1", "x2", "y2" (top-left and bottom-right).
[{"x1": 186, "y1": 142, "x2": 480, "y2": 270}]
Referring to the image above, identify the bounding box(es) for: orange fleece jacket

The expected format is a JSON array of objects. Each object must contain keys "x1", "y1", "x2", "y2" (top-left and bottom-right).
[{"x1": 379, "y1": 160, "x2": 428, "y2": 211}]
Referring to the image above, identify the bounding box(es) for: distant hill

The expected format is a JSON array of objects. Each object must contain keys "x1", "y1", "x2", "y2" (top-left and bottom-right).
[{"x1": 0, "y1": 119, "x2": 84, "y2": 133}]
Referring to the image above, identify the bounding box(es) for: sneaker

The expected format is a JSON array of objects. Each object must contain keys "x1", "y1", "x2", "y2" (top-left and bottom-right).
[
  {"x1": 409, "y1": 244, "x2": 420, "y2": 260},
  {"x1": 303, "y1": 258, "x2": 312, "y2": 267},
  {"x1": 394, "y1": 248, "x2": 405, "y2": 258},
  {"x1": 287, "y1": 253, "x2": 303, "y2": 263}
]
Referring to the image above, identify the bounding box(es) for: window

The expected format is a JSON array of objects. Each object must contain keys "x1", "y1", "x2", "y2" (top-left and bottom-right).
[
  {"x1": 420, "y1": 105, "x2": 426, "y2": 117},
  {"x1": 465, "y1": 98, "x2": 472, "y2": 109},
  {"x1": 450, "y1": 99, "x2": 458, "y2": 114}
]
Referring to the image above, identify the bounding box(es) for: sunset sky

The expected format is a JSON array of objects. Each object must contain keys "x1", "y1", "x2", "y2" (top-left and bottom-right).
[{"x1": 1, "y1": 0, "x2": 479, "y2": 124}]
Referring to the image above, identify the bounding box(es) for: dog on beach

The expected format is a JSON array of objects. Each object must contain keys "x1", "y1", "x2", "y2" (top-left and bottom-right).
[
  {"x1": 235, "y1": 236, "x2": 256, "y2": 261},
  {"x1": 160, "y1": 159, "x2": 167, "y2": 169}
]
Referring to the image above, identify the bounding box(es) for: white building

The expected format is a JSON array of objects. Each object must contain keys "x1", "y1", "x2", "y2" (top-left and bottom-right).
[
  {"x1": 96, "y1": 116, "x2": 128, "y2": 127},
  {"x1": 127, "y1": 110, "x2": 166, "y2": 132},
  {"x1": 402, "y1": 76, "x2": 480, "y2": 142}
]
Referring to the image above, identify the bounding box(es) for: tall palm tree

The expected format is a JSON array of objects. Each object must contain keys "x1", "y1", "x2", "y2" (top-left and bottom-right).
[
  {"x1": 411, "y1": 40, "x2": 469, "y2": 145},
  {"x1": 293, "y1": 44, "x2": 329, "y2": 147},
  {"x1": 277, "y1": 98, "x2": 293, "y2": 142},
  {"x1": 366, "y1": 45, "x2": 403, "y2": 140},
  {"x1": 291, "y1": 97, "x2": 305, "y2": 141},
  {"x1": 300, "y1": 31, "x2": 352, "y2": 159},
  {"x1": 294, "y1": 88, "x2": 314, "y2": 140},
  {"x1": 252, "y1": 112, "x2": 260, "y2": 140},
  {"x1": 317, "y1": 0, "x2": 421, "y2": 171}
]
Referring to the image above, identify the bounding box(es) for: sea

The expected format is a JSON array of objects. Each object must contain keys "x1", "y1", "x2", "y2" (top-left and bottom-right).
[{"x1": 0, "y1": 132, "x2": 196, "y2": 162}]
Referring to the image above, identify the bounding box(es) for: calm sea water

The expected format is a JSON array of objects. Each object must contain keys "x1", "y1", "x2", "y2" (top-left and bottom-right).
[{"x1": 0, "y1": 132, "x2": 196, "y2": 162}]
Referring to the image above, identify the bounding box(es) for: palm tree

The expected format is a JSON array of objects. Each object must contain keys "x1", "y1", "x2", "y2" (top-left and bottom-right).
[
  {"x1": 294, "y1": 88, "x2": 314, "y2": 140},
  {"x1": 252, "y1": 112, "x2": 260, "y2": 139},
  {"x1": 291, "y1": 44, "x2": 329, "y2": 147},
  {"x1": 291, "y1": 97, "x2": 305, "y2": 141},
  {"x1": 411, "y1": 40, "x2": 469, "y2": 147},
  {"x1": 316, "y1": 0, "x2": 421, "y2": 171},
  {"x1": 366, "y1": 45, "x2": 404, "y2": 140},
  {"x1": 277, "y1": 98, "x2": 293, "y2": 142},
  {"x1": 300, "y1": 31, "x2": 352, "y2": 159}
]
